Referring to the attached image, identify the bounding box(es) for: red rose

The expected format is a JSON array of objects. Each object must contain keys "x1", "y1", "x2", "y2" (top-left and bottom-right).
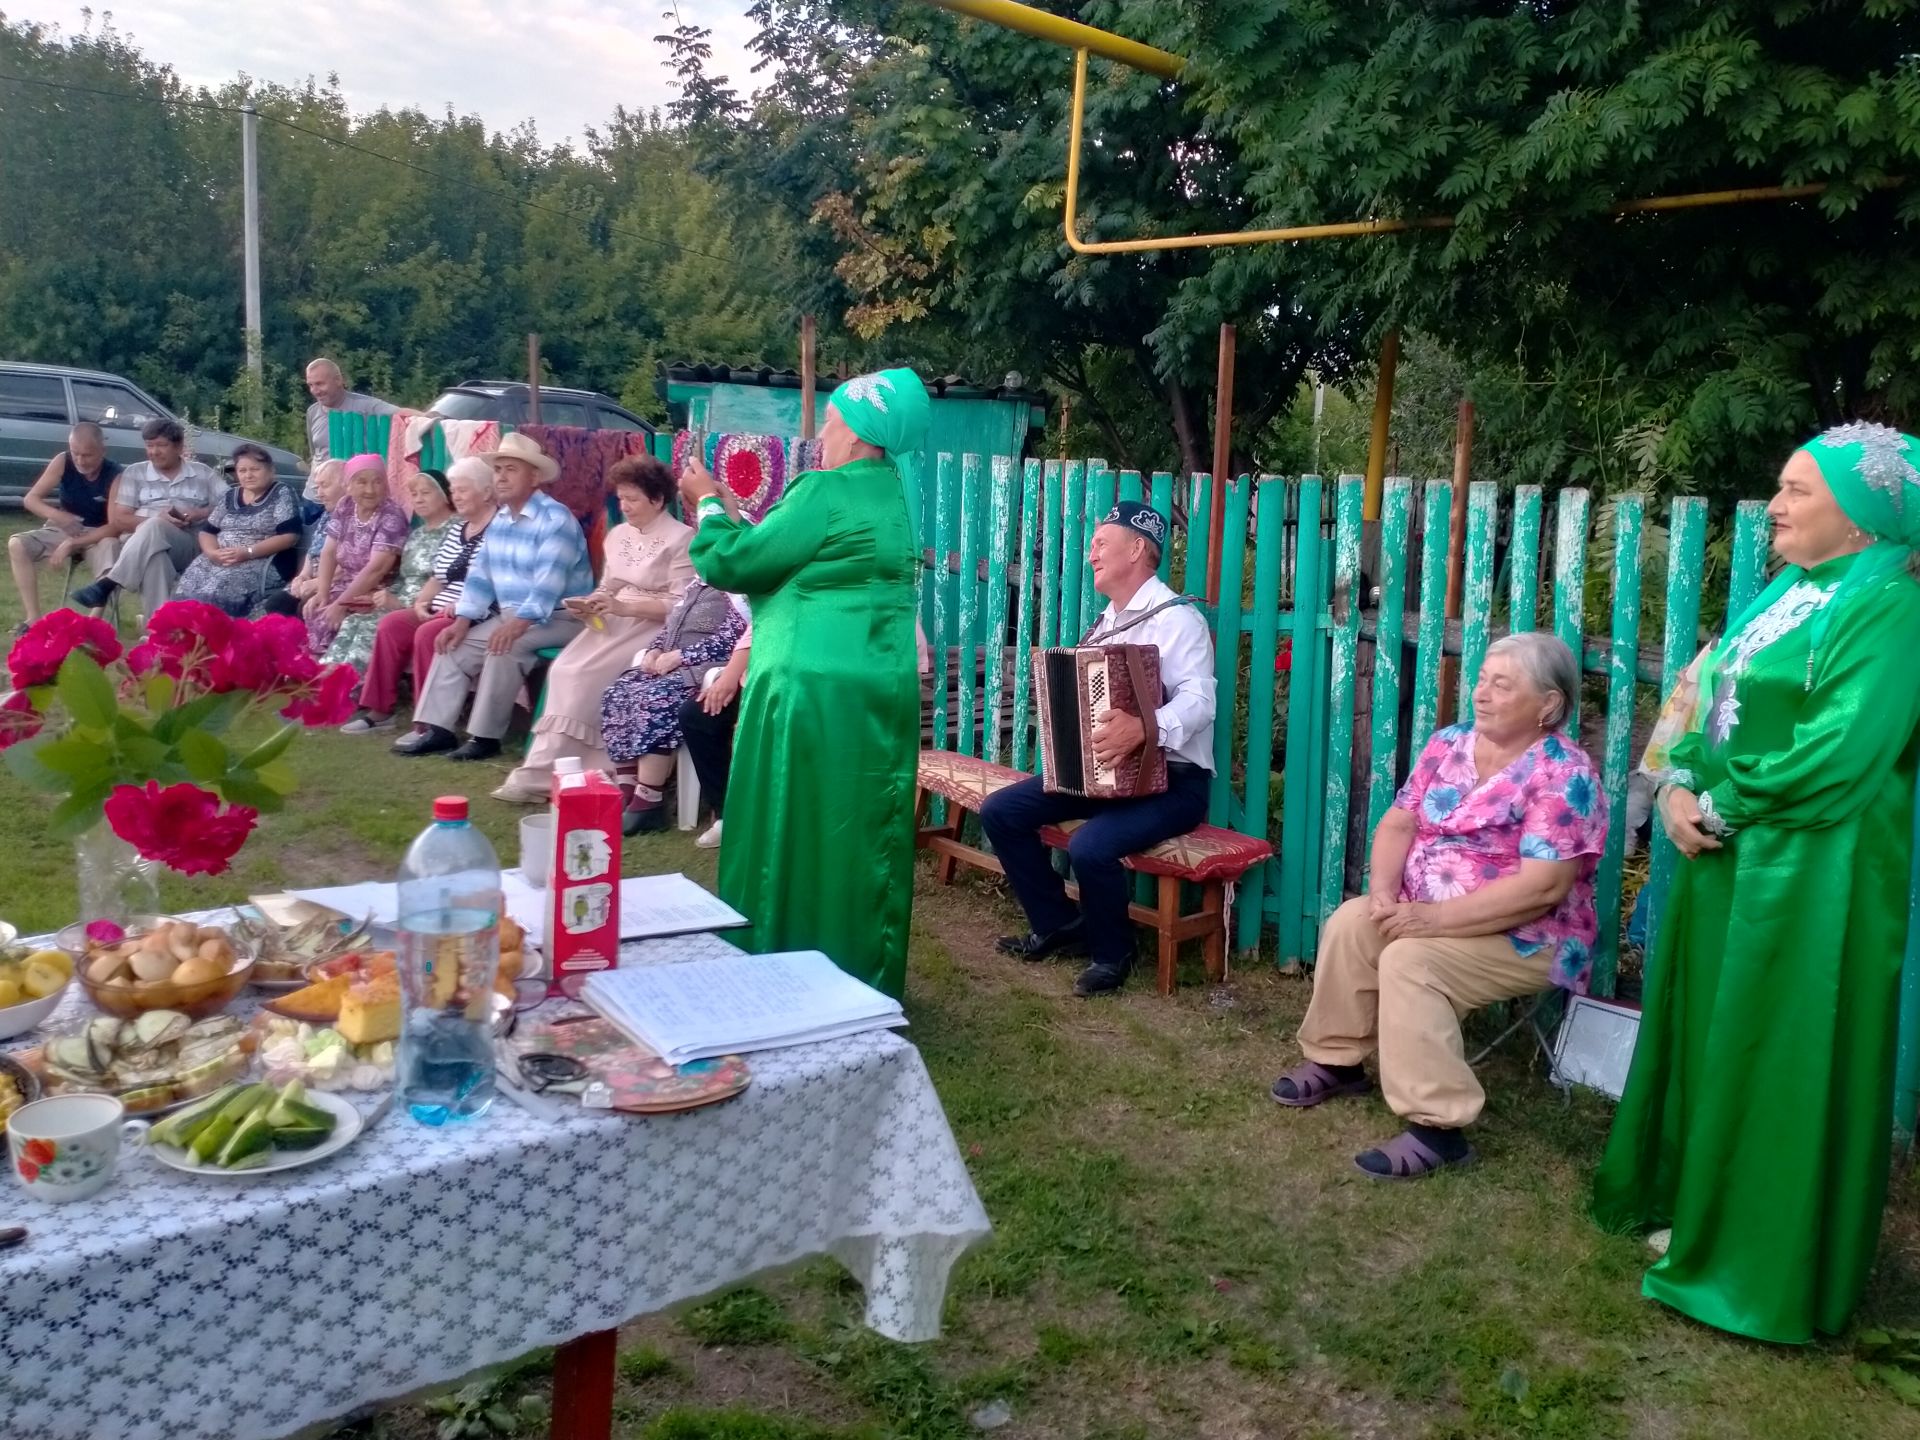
[
  {"x1": 103, "y1": 781, "x2": 258, "y2": 876},
  {"x1": 7, "y1": 610, "x2": 122, "y2": 688},
  {"x1": 280, "y1": 662, "x2": 357, "y2": 727},
  {"x1": 16, "y1": 1160, "x2": 37, "y2": 1182},
  {"x1": 203, "y1": 625, "x2": 277, "y2": 695},
  {"x1": 182, "y1": 805, "x2": 261, "y2": 876},
  {"x1": 22, "y1": 1138, "x2": 55, "y2": 1166},
  {"x1": 129, "y1": 600, "x2": 235, "y2": 689},
  {"x1": 0, "y1": 690, "x2": 42, "y2": 750},
  {"x1": 250, "y1": 615, "x2": 320, "y2": 687},
  {"x1": 146, "y1": 600, "x2": 234, "y2": 656}
]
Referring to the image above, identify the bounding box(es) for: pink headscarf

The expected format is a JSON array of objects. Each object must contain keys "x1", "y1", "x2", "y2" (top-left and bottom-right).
[{"x1": 343, "y1": 452, "x2": 385, "y2": 479}]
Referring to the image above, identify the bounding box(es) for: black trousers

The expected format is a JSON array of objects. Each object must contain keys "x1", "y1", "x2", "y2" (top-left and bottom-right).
[
  {"x1": 677, "y1": 691, "x2": 740, "y2": 818},
  {"x1": 978, "y1": 761, "x2": 1212, "y2": 971}
]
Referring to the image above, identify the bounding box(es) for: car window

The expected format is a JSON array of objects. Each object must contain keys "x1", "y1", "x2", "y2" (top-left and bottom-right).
[
  {"x1": 0, "y1": 372, "x2": 70, "y2": 423},
  {"x1": 429, "y1": 391, "x2": 500, "y2": 420},
  {"x1": 536, "y1": 399, "x2": 590, "y2": 428},
  {"x1": 72, "y1": 380, "x2": 162, "y2": 428},
  {"x1": 595, "y1": 406, "x2": 649, "y2": 432}
]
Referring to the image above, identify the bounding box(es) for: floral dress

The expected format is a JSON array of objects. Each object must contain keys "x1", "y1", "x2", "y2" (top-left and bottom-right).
[
  {"x1": 321, "y1": 517, "x2": 452, "y2": 672},
  {"x1": 310, "y1": 499, "x2": 410, "y2": 665},
  {"x1": 1391, "y1": 723, "x2": 1610, "y2": 993},
  {"x1": 599, "y1": 583, "x2": 746, "y2": 762},
  {"x1": 174, "y1": 484, "x2": 302, "y2": 618}
]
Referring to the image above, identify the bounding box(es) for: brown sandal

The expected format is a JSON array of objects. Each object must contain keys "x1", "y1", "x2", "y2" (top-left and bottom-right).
[{"x1": 1270, "y1": 1061, "x2": 1373, "y2": 1108}]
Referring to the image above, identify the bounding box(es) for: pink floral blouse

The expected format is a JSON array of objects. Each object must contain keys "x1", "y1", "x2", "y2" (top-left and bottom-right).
[{"x1": 1392, "y1": 723, "x2": 1610, "y2": 994}]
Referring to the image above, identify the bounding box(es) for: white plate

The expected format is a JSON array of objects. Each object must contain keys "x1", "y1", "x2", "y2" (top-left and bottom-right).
[{"x1": 145, "y1": 1089, "x2": 364, "y2": 1178}]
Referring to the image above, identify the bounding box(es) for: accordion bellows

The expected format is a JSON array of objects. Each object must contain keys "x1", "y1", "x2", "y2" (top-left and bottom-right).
[{"x1": 1032, "y1": 645, "x2": 1167, "y2": 797}]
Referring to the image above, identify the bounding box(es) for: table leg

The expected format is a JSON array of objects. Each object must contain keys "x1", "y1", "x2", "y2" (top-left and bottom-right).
[{"x1": 549, "y1": 1327, "x2": 617, "y2": 1440}]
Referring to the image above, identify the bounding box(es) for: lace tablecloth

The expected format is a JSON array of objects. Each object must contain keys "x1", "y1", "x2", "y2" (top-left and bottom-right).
[{"x1": 0, "y1": 931, "x2": 990, "y2": 1440}]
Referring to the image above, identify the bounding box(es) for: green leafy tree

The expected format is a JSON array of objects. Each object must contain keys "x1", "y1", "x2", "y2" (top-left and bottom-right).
[{"x1": 1170, "y1": 0, "x2": 1920, "y2": 499}]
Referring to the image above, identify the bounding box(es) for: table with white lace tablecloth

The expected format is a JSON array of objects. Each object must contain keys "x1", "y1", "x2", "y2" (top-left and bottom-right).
[{"x1": 0, "y1": 930, "x2": 990, "y2": 1440}]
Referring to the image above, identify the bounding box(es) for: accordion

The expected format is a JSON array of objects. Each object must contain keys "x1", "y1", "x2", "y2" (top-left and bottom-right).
[{"x1": 1032, "y1": 644, "x2": 1167, "y2": 798}]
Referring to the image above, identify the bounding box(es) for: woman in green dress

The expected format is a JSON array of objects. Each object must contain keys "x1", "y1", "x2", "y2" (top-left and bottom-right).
[
  {"x1": 677, "y1": 369, "x2": 930, "y2": 998},
  {"x1": 1593, "y1": 423, "x2": 1920, "y2": 1344}
]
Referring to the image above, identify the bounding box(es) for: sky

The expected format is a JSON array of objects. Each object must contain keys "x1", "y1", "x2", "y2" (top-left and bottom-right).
[{"x1": 7, "y1": 1, "x2": 763, "y2": 146}]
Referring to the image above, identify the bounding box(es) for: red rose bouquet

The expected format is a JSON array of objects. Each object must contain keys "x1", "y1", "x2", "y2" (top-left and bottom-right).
[{"x1": 2, "y1": 602, "x2": 358, "y2": 876}]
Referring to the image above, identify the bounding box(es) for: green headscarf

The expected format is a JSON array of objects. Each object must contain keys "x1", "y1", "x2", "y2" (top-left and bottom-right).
[
  {"x1": 828, "y1": 368, "x2": 932, "y2": 544},
  {"x1": 1714, "y1": 421, "x2": 1920, "y2": 688}
]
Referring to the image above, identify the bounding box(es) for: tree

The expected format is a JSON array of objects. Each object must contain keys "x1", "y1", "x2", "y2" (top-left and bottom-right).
[
  {"x1": 0, "y1": 13, "x2": 816, "y2": 445},
  {"x1": 1168, "y1": 0, "x2": 1920, "y2": 498},
  {"x1": 712, "y1": 1, "x2": 1363, "y2": 474}
]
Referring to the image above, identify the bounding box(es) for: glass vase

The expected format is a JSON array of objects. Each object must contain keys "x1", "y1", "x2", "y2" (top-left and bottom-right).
[{"x1": 73, "y1": 822, "x2": 161, "y2": 930}]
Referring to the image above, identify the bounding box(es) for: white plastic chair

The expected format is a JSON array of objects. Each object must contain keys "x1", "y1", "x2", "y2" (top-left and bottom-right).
[{"x1": 675, "y1": 743, "x2": 700, "y2": 831}]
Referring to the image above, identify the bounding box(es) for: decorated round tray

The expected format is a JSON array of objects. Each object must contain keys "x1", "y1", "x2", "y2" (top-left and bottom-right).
[{"x1": 511, "y1": 1016, "x2": 749, "y2": 1114}]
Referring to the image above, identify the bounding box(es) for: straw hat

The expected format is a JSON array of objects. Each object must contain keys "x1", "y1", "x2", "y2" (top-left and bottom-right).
[{"x1": 479, "y1": 432, "x2": 559, "y2": 483}]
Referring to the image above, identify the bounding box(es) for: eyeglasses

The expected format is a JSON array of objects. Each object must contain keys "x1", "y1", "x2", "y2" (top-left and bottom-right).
[{"x1": 515, "y1": 1052, "x2": 589, "y2": 1094}]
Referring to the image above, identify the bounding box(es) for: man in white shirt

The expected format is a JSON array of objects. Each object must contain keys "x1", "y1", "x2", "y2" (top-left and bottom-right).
[
  {"x1": 981, "y1": 502, "x2": 1217, "y2": 996},
  {"x1": 69, "y1": 418, "x2": 224, "y2": 617}
]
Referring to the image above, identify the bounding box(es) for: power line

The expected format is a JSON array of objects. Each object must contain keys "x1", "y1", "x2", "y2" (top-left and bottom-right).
[{"x1": 0, "y1": 69, "x2": 736, "y2": 265}]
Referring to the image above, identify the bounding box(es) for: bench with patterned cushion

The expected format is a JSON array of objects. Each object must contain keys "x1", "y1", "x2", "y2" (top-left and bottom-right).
[{"x1": 914, "y1": 750, "x2": 1274, "y2": 995}]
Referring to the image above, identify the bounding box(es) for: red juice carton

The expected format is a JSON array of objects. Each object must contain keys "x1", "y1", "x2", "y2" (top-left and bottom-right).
[{"x1": 546, "y1": 767, "x2": 623, "y2": 997}]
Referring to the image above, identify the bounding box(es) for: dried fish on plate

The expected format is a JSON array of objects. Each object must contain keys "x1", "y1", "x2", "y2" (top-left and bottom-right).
[{"x1": 233, "y1": 904, "x2": 374, "y2": 988}]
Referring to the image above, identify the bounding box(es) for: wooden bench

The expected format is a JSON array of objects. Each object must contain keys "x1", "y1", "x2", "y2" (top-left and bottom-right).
[{"x1": 914, "y1": 751, "x2": 1275, "y2": 995}]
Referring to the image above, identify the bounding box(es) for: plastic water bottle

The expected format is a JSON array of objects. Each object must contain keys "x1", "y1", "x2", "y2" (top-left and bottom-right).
[{"x1": 396, "y1": 796, "x2": 502, "y2": 1126}]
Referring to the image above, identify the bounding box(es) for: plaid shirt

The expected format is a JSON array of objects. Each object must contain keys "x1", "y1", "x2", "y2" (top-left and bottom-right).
[{"x1": 455, "y1": 490, "x2": 592, "y2": 624}]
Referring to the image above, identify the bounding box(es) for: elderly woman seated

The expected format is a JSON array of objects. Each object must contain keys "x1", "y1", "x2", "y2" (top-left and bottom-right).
[
  {"x1": 492, "y1": 455, "x2": 693, "y2": 802},
  {"x1": 304, "y1": 454, "x2": 408, "y2": 660},
  {"x1": 173, "y1": 442, "x2": 303, "y2": 617},
  {"x1": 600, "y1": 580, "x2": 747, "y2": 835},
  {"x1": 1271, "y1": 632, "x2": 1608, "y2": 1179}
]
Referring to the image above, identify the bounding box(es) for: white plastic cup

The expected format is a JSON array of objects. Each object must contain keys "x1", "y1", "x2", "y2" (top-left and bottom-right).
[{"x1": 519, "y1": 813, "x2": 553, "y2": 888}]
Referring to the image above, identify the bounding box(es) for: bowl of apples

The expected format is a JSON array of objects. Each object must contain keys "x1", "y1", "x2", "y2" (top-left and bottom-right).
[{"x1": 0, "y1": 922, "x2": 78, "y2": 1041}]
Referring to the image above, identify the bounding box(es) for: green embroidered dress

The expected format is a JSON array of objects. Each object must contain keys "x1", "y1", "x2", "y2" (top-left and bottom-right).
[
  {"x1": 1593, "y1": 552, "x2": 1920, "y2": 1342},
  {"x1": 688, "y1": 456, "x2": 922, "y2": 999}
]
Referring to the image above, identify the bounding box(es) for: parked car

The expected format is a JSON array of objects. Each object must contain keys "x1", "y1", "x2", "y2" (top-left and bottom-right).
[
  {"x1": 0, "y1": 362, "x2": 305, "y2": 504},
  {"x1": 425, "y1": 380, "x2": 657, "y2": 437}
]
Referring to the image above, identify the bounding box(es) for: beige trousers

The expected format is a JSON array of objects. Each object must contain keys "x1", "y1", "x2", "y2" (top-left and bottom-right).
[
  {"x1": 1297, "y1": 896, "x2": 1551, "y2": 1128},
  {"x1": 107, "y1": 516, "x2": 200, "y2": 615},
  {"x1": 414, "y1": 614, "x2": 584, "y2": 740}
]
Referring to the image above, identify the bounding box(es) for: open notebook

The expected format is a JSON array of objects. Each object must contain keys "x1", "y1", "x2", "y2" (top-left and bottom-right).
[{"x1": 581, "y1": 950, "x2": 906, "y2": 1066}]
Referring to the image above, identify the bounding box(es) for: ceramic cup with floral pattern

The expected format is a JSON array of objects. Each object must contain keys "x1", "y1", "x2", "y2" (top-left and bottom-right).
[{"x1": 8, "y1": 1092, "x2": 146, "y2": 1202}]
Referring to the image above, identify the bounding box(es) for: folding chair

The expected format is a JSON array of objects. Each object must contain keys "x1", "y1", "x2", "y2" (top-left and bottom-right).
[
  {"x1": 59, "y1": 552, "x2": 124, "y2": 627},
  {"x1": 1468, "y1": 988, "x2": 1570, "y2": 1096}
]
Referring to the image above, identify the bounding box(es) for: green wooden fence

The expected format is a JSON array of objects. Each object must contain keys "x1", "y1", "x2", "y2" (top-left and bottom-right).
[{"x1": 919, "y1": 457, "x2": 1920, "y2": 1142}]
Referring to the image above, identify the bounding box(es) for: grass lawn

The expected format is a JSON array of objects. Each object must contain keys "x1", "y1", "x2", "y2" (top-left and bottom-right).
[{"x1": 2, "y1": 513, "x2": 1917, "y2": 1439}]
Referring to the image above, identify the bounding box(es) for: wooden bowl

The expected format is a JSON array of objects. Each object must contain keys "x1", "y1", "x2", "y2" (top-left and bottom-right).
[{"x1": 77, "y1": 917, "x2": 256, "y2": 1020}]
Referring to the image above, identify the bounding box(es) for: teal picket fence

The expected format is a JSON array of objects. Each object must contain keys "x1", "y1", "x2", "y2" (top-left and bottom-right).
[{"x1": 920, "y1": 458, "x2": 1920, "y2": 1142}]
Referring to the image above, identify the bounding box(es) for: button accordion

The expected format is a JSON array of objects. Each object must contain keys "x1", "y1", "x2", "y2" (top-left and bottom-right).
[{"x1": 1032, "y1": 644, "x2": 1167, "y2": 798}]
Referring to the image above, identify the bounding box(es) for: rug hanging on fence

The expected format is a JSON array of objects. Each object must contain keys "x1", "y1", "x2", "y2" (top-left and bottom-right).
[
  {"x1": 714, "y1": 434, "x2": 788, "y2": 523},
  {"x1": 672, "y1": 431, "x2": 790, "y2": 524},
  {"x1": 517, "y1": 423, "x2": 652, "y2": 574},
  {"x1": 671, "y1": 429, "x2": 720, "y2": 479}
]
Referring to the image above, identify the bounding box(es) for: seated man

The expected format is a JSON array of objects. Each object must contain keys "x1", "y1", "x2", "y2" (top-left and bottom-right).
[
  {"x1": 396, "y1": 433, "x2": 591, "y2": 762},
  {"x1": 677, "y1": 613, "x2": 751, "y2": 849},
  {"x1": 70, "y1": 418, "x2": 222, "y2": 616},
  {"x1": 8, "y1": 421, "x2": 122, "y2": 628},
  {"x1": 1270, "y1": 633, "x2": 1607, "y2": 1179},
  {"x1": 980, "y1": 502, "x2": 1216, "y2": 996}
]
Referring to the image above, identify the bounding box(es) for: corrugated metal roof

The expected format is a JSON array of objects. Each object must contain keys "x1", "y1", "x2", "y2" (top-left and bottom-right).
[{"x1": 658, "y1": 361, "x2": 1051, "y2": 411}]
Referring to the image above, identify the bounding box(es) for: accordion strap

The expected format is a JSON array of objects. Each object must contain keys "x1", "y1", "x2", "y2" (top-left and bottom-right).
[
  {"x1": 1080, "y1": 594, "x2": 1195, "y2": 645},
  {"x1": 1120, "y1": 645, "x2": 1160, "y2": 764}
]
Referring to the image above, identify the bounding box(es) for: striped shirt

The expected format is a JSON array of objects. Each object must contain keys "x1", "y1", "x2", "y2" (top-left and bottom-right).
[
  {"x1": 455, "y1": 490, "x2": 592, "y2": 624},
  {"x1": 426, "y1": 516, "x2": 491, "y2": 615}
]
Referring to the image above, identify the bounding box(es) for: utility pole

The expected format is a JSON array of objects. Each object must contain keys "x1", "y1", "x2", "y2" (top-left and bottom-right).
[{"x1": 240, "y1": 103, "x2": 263, "y2": 426}]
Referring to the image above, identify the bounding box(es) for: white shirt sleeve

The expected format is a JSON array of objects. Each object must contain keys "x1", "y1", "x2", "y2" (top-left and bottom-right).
[{"x1": 1151, "y1": 609, "x2": 1217, "y2": 757}]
